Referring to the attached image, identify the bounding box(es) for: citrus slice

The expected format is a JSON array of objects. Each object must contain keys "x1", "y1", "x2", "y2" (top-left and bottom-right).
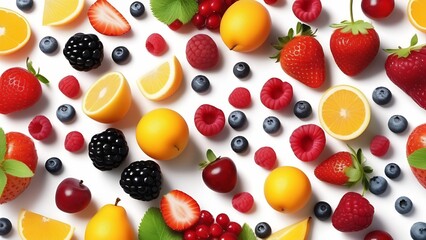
[
  {"x1": 266, "y1": 217, "x2": 311, "y2": 240},
  {"x1": 318, "y1": 85, "x2": 371, "y2": 141},
  {"x1": 0, "y1": 8, "x2": 31, "y2": 55},
  {"x1": 42, "y1": 0, "x2": 84, "y2": 26},
  {"x1": 83, "y1": 72, "x2": 132, "y2": 123},
  {"x1": 18, "y1": 209, "x2": 74, "y2": 240},
  {"x1": 408, "y1": 0, "x2": 426, "y2": 32},
  {"x1": 137, "y1": 55, "x2": 183, "y2": 101}
]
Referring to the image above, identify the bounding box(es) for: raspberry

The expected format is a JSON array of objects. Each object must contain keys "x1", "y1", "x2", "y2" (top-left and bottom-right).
[
  {"x1": 232, "y1": 192, "x2": 254, "y2": 213},
  {"x1": 58, "y1": 75, "x2": 80, "y2": 98},
  {"x1": 292, "y1": 0, "x2": 322, "y2": 23},
  {"x1": 194, "y1": 104, "x2": 225, "y2": 137},
  {"x1": 28, "y1": 115, "x2": 52, "y2": 140},
  {"x1": 64, "y1": 131, "x2": 85, "y2": 152},
  {"x1": 289, "y1": 124, "x2": 326, "y2": 162},
  {"x1": 186, "y1": 34, "x2": 219, "y2": 70},
  {"x1": 228, "y1": 87, "x2": 251, "y2": 109},
  {"x1": 254, "y1": 146, "x2": 277, "y2": 170},
  {"x1": 146, "y1": 33, "x2": 167, "y2": 56},
  {"x1": 370, "y1": 135, "x2": 390, "y2": 157},
  {"x1": 260, "y1": 78, "x2": 293, "y2": 110}
]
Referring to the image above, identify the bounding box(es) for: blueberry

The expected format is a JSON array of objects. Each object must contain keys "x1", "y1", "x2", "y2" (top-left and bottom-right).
[
  {"x1": 130, "y1": 1, "x2": 145, "y2": 17},
  {"x1": 385, "y1": 163, "x2": 401, "y2": 179},
  {"x1": 228, "y1": 110, "x2": 247, "y2": 130},
  {"x1": 263, "y1": 116, "x2": 281, "y2": 134},
  {"x1": 255, "y1": 222, "x2": 272, "y2": 238},
  {"x1": 410, "y1": 222, "x2": 426, "y2": 240},
  {"x1": 39, "y1": 36, "x2": 58, "y2": 54},
  {"x1": 56, "y1": 104, "x2": 76, "y2": 123},
  {"x1": 0, "y1": 217, "x2": 12, "y2": 236},
  {"x1": 45, "y1": 157, "x2": 63, "y2": 174},
  {"x1": 388, "y1": 114, "x2": 408, "y2": 133},
  {"x1": 372, "y1": 86, "x2": 392, "y2": 105},
  {"x1": 191, "y1": 75, "x2": 210, "y2": 93},
  {"x1": 293, "y1": 100, "x2": 312, "y2": 119},
  {"x1": 16, "y1": 0, "x2": 33, "y2": 11},
  {"x1": 112, "y1": 46, "x2": 130, "y2": 64},
  {"x1": 369, "y1": 176, "x2": 388, "y2": 195},
  {"x1": 231, "y1": 136, "x2": 249, "y2": 153},
  {"x1": 395, "y1": 196, "x2": 413, "y2": 214},
  {"x1": 233, "y1": 62, "x2": 250, "y2": 79},
  {"x1": 313, "y1": 201, "x2": 332, "y2": 221}
]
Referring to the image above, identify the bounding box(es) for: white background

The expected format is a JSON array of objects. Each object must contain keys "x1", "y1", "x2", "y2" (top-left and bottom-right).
[{"x1": 1, "y1": 0, "x2": 426, "y2": 239}]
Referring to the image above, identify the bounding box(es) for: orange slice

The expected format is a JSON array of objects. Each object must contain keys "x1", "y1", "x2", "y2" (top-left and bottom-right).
[
  {"x1": 42, "y1": 0, "x2": 84, "y2": 26},
  {"x1": 318, "y1": 85, "x2": 371, "y2": 140},
  {"x1": 18, "y1": 209, "x2": 74, "y2": 240},
  {"x1": 408, "y1": 0, "x2": 426, "y2": 32},
  {"x1": 82, "y1": 72, "x2": 132, "y2": 123},
  {"x1": 0, "y1": 8, "x2": 31, "y2": 55},
  {"x1": 136, "y1": 55, "x2": 183, "y2": 101}
]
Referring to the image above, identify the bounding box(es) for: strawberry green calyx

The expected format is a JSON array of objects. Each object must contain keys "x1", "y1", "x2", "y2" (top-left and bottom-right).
[
  {"x1": 408, "y1": 148, "x2": 426, "y2": 169},
  {"x1": 26, "y1": 57, "x2": 49, "y2": 84},
  {"x1": 199, "y1": 149, "x2": 219, "y2": 169},
  {"x1": 384, "y1": 34, "x2": 426, "y2": 58},
  {"x1": 330, "y1": 0, "x2": 374, "y2": 35},
  {"x1": 150, "y1": 0, "x2": 197, "y2": 25},
  {"x1": 345, "y1": 146, "x2": 373, "y2": 195}
]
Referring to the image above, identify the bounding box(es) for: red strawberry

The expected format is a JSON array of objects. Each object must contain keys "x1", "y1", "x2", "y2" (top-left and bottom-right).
[
  {"x1": 58, "y1": 75, "x2": 80, "y2": 99},
  {"x1": 272, "y1": 22, "x2": 325, "y2": 88},
  {"x1": 0, "y1": 58, "x2": 49, "y2": 114},
  {"x1": 160, "y1": 189, "x2": 201, "y2": 231},
  {"x1": 292, "y1": 0, "x2": 322, "y2": 23},
  {"x1": 254, "y1": 146, "x2": 277, "y2": 170},
  {"x1": 88, "y1": 0, "x2": 131, "y2": 36},
  {"x1": 260, "y1": 78, "x2": 293, "y2": 110},
  {"x1": 384, "y1": 35, "x2": 426, "y2": 110},
  {"x1": 186, "y1": 34, "x2": 219, "y2": 70},
  {"x1": 289, "y1": 124, "x2": 326, "y2": 162},
  {"x1": 332, "y1": 192, "x2": 374, "y2": 232},
  {"x1": 228, "y1": 87, "x2": 251, "y2": 109},
  {"x1": 194, "y1": 104, "x2": 225, "y2": 137},
  {"x1": 0, "y1": 128, "x2": 38, "y2": 204},
  {"x1": 406, "y1": 123, "x2": 426, "y2": 189},
  {"x1": 370, "y1": 135, "x2": 390, "y2": 157}
]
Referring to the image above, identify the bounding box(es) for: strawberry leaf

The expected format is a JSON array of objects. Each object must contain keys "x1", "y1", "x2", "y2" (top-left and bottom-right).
[
  {"x1": 345, "y1": 167, "x2": 361, "y2": 183},
  {"x1": 0, "y1": 170, "x2": 6, "y2": 196},
  {"x1": 408, "y1": 148, "x2": 426, "y2": 169},
  {"x1": 238, "y1": 223, "x2": 257, "y2": 240},
  {"x1": 138, "y1": 207, "x2": 182, "y2": 240},
  {"x1": 26, "y1": 57, "x2": 36, "y2": 75},
  {"x1": 2, "y1": 159, "x2": 34, "y2": 178},
  {"x1": 150, "y1": 0, "x2": 197, "y2": 25},
  {"x1": 0, "y1": 128, "x2": 6, "y2": 162}
]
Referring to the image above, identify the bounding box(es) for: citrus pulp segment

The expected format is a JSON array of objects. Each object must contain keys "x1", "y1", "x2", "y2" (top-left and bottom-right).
[
  {"x1": 42, "y1": 0, "x2": 84, "y2": 26},
  {"x1": 0, "y1": 8, "x2": 31, "y2": 55},
  {"x1": 408, "y1": 0, "x2": 426, "y2": 33}
]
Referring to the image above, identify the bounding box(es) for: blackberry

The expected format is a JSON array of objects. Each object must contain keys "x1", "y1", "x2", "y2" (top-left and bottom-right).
[
  {"x1": 63, "y1": 33, "x2": 104, "y2": 71},
  {"x1": 120, "y1": 160, "x2": 162, "y2": 201},
  {"x1": 88, "y1": 128, "x2": 128, "y2": 171}
]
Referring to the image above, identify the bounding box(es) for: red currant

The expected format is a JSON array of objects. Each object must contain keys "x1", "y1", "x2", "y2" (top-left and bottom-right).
[
  {"x1": 192, "y1": 13, "x2": 206, "y2": 29},
  {"x1": 216, "y1": 213, "x2": 230, "y2": 229},
  {"x1": 183, "y1": 229, "x2": 198, "y2": 240},
  {"x1": 196, "y1": 224, "x2": 210, "y2": 239},
  {"x1": 227, "y1": 222, "x2": 242, "y2": 236},
  {"x1": 206, "y1": 13, "x2": 221, "y2": 30},
  {"x1": 210, "y1": 223, "x2": 224, "y2": 237},
  {"x1": 210, "y1": 0, "x2": 225, "y2": 13},
  {"x1": 168, "y1": 19, "x2": 183, "y2": 31},
  {"x1": 199, "y1": 0, "x2": 212, "y2": 17},
  {"x1": 199, "y1": 210, "x2": 214, "y2": 226},
  {"x1": 220, "y1": 232, "x2": 238, "y2": 240},
  {"x1": 224, "y1": 0, "x2": 237, "y2": 7},
  {"x1": 264, "y1": 0, "x2": 278, "y2": 5}
]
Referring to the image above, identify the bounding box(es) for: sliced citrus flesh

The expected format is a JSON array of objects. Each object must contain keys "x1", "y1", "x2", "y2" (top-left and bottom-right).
[
  {"x1": 0, "y1": 8, "x2": 31, "y2": 55},
  {"x1": 266, "y1": 217, "x2": 311, "y2": 240},
  {"x1": 137, "y1": 55, "x2": 183, "y2": 101},
  {"x1": 83, "y1": 72, "x2": 132, "y2": 123},
  {"x1": 408, "y1": 0, "x2": 426, "y2": 32},
  {"x1": 319, "y1": 85, "x2": 371, "y2": 141},
  {"x1": 42, "y1": 0, "x2": 84, "y2": 26},
  {"x1": 18, "y1": 209, "x2": 74, "y2": 240}
]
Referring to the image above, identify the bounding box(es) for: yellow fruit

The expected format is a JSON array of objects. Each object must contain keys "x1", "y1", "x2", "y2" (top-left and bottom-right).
[
  {"x1": 42, "y1": 0, "x2": 84, "y2": 26},
  {"x1": 318, "y1": 85, "x2": 371, "y2": 141},
  {"x1": 266, "y1": 217, "x2": 311, "y2": 240},
  {"x1": 136, "y1": 108, "x2": 189, "y2": 161},
  {"x1": 82, "y1": 72, "x2": 132, "y2": 123},
  {"x1": 137, "y1": 55, "x2": 183, "y2": 101},
  {"x1": 18, "y1": 209, "x2": 74, "y2": 240},
  {"x1": 264, "y1": 166, "x2": 312, "y2": 213},
  {"x1": 0, "y1": 8, "x2": 31, "y2": 55},
  {"x1": 220, "y1": 0, "x2": 271, "y2": 52},
  {"x1": 408, "y1": 0, "x2": 426, "y2": 33}
]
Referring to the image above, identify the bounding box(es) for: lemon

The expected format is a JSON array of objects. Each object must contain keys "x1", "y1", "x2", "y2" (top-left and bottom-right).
[
  {"x1": 136, "y1": 55, "x2": 183, "y2": 101},
  {"x1": 407, "y1": 0, "x2": 426, "y2": 33},
  {"x1": 266, "y1": 217, "x2": 311, "y2": 240},
  {"x1": 42, "y1": 0, "x2": 84, "y2": 26},
  {"x1": 0, "y1": 8, "x2": 31, "y2": 55},
  {"x1": 82, "y1": 72, "x2": 132, "y2": 123},
  {"x1": 318, "y1": 85, "x2": 370, "y2": 141}
]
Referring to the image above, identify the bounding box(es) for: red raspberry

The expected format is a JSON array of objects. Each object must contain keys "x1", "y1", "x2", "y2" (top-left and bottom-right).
[
  {"x1": 370, "y1": 135, "x2": 390, "y2": 157},
  {"x1": 186, "y1": 34, "x2": 219, "y2": 70},
  {"x1": 232, "y1": 192, "x2": 254, "y2": 213},
  {"x1": 260, "y1": 78, "x2": 293, "y2": 110},
  {"x1": 58, "y1": 75, "x2": 80, "y2": 99},
  {"x1": 64, "y1": 131, "x2": 84, "y2": 152},
  {"x1": 194, "y1": 104, "x2": 225, "y2": 137},
  {"x1": 28, "y1": 115, "x2": 52, "y2": 140},
  {"x1": 146, "y1": 33, "x2": 167, "y2": 56},
  {"x1": 292, "y1": 0, "x2": 322, "y2": 23},
  {"x1": 254, "y1": 146, "x2": 277, "y2": 170},
  {"x1": 228, "y1": 87, "x2": 251, "y2": 109},
  {"x1": 289, "y1": 124, "x2": 326, "y2": 162}
]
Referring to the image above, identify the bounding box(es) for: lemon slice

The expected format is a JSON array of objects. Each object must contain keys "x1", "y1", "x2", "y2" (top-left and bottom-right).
[
  {"x1": 408, "y1": 0, "x2": 426, "y2": 33},
  {"x1": 318, "y1": 85, "x2": 371, "y2": 141},
  {"x1": 266, "y1": 217, "x2": 311, "y2": 240},
  {"x1": 0, "y1": 8, "x2": 31, "y2": 55},
  {"x1": 42, "y1": 0, "x2": 84, "y2": 26},
  {"x1": 83, "y1": 72, "x2": 132, "y2": 123},
  {"x1": 137, "y1": 55, "x2": 183, "y2": 101}
]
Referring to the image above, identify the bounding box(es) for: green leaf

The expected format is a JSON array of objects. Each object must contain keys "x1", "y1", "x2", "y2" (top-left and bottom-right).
[
  {"x1": 408, "y1": 148, "x2": 426, "y2": 169},
  {"x1": 2, "y1": 159, "x2": 34, "y2": 178},
  {"x1": 150, "y1": 0, "x2": 197, "y2": 24},
  {"x1": 0, "y1": 170, "x2": 6, "y2": 196},
  {"x1": 35, "y1": 74, "x2": 50, "y2": 84},
  {"x1": 345, "y1": 167, "x2": 361, "y2": 183},
  {"x1": 238, "y1": 223, "x2": 257, "y2": 240},
  {"x1": 138, "y1": 207, "x2": 182, "y2": 240},
  {"x1": 26, "y1": 58, "x2": 36, "y2": 75},
  {"x1": 363, "y1": 166, "x2": 373, "y2": 174},
  {"x1": 411, "y1": 34, "x2": 418, "y2": 46},
  {"x1": 0, "y1": 128, "x2": 6, "y2": 162}
]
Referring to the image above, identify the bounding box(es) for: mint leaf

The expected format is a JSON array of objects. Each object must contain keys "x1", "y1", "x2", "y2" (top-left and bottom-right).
[
  {"x1": 0, "y1": 128, "x2": 6, "y2": 162},
  {"x1": 150, "y1": 0, "x2": 197, "y2": 24},
  {"x1": 0, "y1": 170, "x2": 6, "y2": 196},
  {"x1": 408, "y1": 148, "x2": 426, "y2": 169},
  {"x1": 138, "y1": 207, "x2": 182, "y2": 240},
  {"x1": 2, "y1": 159, "x2": 34, "y2": 178},
  {"x1": 238, "y1": 223, "x2": 256, "y2": 240}
]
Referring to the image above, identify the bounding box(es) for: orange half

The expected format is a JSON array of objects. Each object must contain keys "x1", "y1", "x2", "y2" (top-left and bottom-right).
[
  {"x1": 0, "y1": 8, "x2": 31, "y2": 55},
  {"x1": 408, "y1": 0, "x2": 426, "y2": 32}
]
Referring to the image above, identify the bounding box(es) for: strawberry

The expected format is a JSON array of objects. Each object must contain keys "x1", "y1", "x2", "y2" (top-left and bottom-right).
[
  {"x1": 406, "y1": 123, "x2": 426, "y2": 189},
  {"x1": 0, "y1": 58, "x2": 49, "y2": 114},
  {"x1": 88, "y1": 0, "x2": 131, "y2": 36},
  {"x1": 384, "y1": 35, "x2": 426, "y2": 110},
  {"x1": 272, "y1": 22, "x2": 325, "y2": 88},
  {"x1": 0, "y1": 128, "x2": 38, "y2": 204},
  {"x1": 160, "y1": 189, "x2": 201, "y2": 231}
]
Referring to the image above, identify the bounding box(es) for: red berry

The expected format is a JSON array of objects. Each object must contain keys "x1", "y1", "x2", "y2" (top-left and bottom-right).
[
  {"x1": 228, "y1": 87, "x2": 251, "y2": 109},
  {"x1": 199, "y1": 0, "x2": 212, "y2": 17},
  {"x1": 28, "y1": 115, "x2": 52, "y2": 140},
  {"x1": 289, "y1": 124, "x2": 326, "y2": 162},
  {"x1": 196, "y1": 224, "x2": 210, "y2": 239},
  {"x1": 186, "y1": 34, "x2": 219, "y2": 70},
  {"x1": 254, "y1": 146, "x2": 277, "y2": 170},
  {"x1": 220, "y1": 232, "x2": 238, "y2": 240},
  {"x1": 370, "y1": 135, "x2": 390, "y2": 157},
  {"x1": 199, "y1": 210, "x2": 214, "y2": 226},
  {"x1": 146, "y1": 33, "x2": 167, "y2": 56},
  {"x1": 64, "y1": 131, "x2": 84, "y2": 152},
  {"x1": 183, "y1": 229, "x2": 198, "y2": 240},
  {"x1": 260, "y1": 78, "x2": 293, "y2": 110},
  {"x1": 192, "y1": 13, "x2": 206, "y2": 29},
  {"x1": 58, "y1": 75, "x2": 80, "y2": 98},
  {"x1": 292, "y1": 0, "x2": 322, "y2": 23},
  {"x1": 364, "y1": 230, "x2": 393, "y2": 240},
  {"x1": 226, "y1": 222, "x2": 242, "y2": 235},
  {"x1": 210, "y1": 0, "x2": 225, "y2": 13},
  {"x1": 194, "y1": 104, "x2": 225, "y2": 137},
  {"x1": 206, "y1": 13, "x2": 221, "y2": 30},
  {"x1": 210, "y1": 223, "x2": 224, "y2": 237},
  {"x1": 264, "y1": 0, "x2": 278, "y2": 5},
  {"x1": 232, "y1": 192, "x2": 254, "y2": 213},
  {"x1": 168, "y1": 19, "x2": 183, "y2": 31},
  {"x1": 216, "y1": 213, "x2": 230, "y2": 229},
  {"x1": 224, "y1": 0, "x2": 237, "y2": 7}
]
